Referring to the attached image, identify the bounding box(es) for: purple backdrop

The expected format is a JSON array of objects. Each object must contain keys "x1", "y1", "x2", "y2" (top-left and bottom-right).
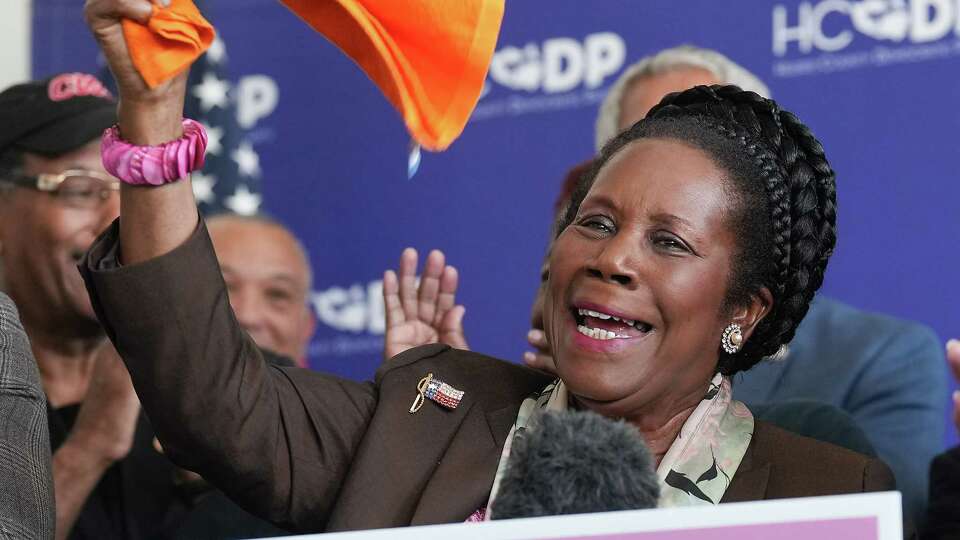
[{"x1": 33, "y1": 0, "x2": 960, "y2": 446}]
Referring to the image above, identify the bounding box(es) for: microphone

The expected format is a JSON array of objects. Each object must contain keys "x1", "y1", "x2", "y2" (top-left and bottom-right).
[{"x1": 491, "y1": 409, "x2": 660, "y2": 519}]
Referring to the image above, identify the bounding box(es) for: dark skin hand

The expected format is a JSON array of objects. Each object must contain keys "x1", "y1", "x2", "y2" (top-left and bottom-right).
[
  {"x1": 382, "y1": 244, "x2": 555, "y2": 373},
  {"x1": 383, "y1": 248, "x2": 466, "y2": 360},
  {"x1": 84, "y1": 0, "x2": 198, "y2": 265},
  {"x1": 524, "y1": 256, "x2": 557, "y2": 374},
  {"x1": 52, "y1": 343, "x2": 140, "y2": 540},
  {"x1": 947, "y1": 339, "x2": 960, "y2": 433}
]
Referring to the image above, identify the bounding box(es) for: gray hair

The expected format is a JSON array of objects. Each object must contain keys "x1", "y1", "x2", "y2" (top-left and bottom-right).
[{"x1": 594, "y1": 45, "x2": 770, "y2": 151}]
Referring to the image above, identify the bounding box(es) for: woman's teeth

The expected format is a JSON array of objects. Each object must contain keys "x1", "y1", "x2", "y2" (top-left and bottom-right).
[
  {"x1": 576, "y1": 325, "x2": 629, "y2": 340},
  {"x1": 576, "y1": 308, "x2": 648, "y2": 332}
]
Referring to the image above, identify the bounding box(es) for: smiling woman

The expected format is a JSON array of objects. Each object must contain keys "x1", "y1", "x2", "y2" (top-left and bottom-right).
[
  {"x1": 559, "y1": 86, "x2": 834, "y2": 377},
  {"x1": 79, "y1": 0, "x2": 892, "y2": 533},
  {"x1": 548, "y1": 138, "x2": 754, "y2": 444},
  {"x1": 537, "y1": 86, "x2": 842, "y2": 498}
]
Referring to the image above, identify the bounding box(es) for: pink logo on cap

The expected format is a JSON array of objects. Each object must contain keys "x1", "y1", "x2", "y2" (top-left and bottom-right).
[{"x1": 47, "y1": 73, "x2": 113, "y2": 102}]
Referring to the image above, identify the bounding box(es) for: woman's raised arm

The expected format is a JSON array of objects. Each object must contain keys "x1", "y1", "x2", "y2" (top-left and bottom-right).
[
  {"x1": 80, "y1": 1, "x2": 378, "y2": 530},
  {"x1": 84, "y1": 0, "x2": 198, "y2": 263}
]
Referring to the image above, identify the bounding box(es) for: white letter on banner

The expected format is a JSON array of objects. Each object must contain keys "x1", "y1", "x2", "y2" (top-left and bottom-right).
[
  {"x1": 811, "y1": 0, "x2": 854, "y2": 52},
  {"x1": 236, "y1": 75, "x2": 279, "y2": 129},
  {"x1": 366, "y1": 280, "x2": 385, "y2": 334},
  {"x1": 851, "y1": 0, "x2": 910, "y2": 41},
  {"x1": 583, "y1": 33, "x2": 626, "y2": 88},
  {"x1": 489, "y1": 45, "x2": 541, "y2": 92},
  {"x1": 312, "y1": 285, "x2": 367, "y2": 333},
  {"x1": 956, "y1": 0, "x2": 960, "y2": 35},
  {"x1": 489, "y1": 46, "x2": 521, "y2": 89},
  {"x1": 542, "y1": 37, "x2": 584, "y2": 93},
  {"x1": 773, "y1": 3, "x2": 813, "y2": 56},
  {"x1": 909, "y1": 0, "x2": 954, "y2": 42}
]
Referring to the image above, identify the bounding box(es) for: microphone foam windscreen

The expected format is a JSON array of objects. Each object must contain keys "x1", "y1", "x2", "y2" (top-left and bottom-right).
[{"x1": 491, "y1": 409, "x2": 660, "y2": 519}]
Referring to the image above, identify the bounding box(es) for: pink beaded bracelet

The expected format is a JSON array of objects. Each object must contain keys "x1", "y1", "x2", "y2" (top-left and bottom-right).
[{"x1": 101, "y1": 118, "x2": 207, "y2": 186}]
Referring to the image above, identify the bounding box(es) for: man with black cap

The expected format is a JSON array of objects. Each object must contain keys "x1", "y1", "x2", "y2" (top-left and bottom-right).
[{"x1": 0, "y1": 73, "x2": 180, "y2": 539}]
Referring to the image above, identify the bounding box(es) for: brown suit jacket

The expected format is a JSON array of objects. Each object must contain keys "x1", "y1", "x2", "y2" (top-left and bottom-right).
[{"x1": 79, "y1": 219, "x2": 895, "y2": 534}]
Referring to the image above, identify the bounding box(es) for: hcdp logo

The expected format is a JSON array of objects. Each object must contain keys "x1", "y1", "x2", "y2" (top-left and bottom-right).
[
  {"x1": 773, "y1": 0, "x2": 960, "y2": 56},
  {"x1": 311, "y1": 280, "x2": 385, "y2": 335},
  {"x1": 486, "y1": 32, "x2": 626, "y2": 94}
]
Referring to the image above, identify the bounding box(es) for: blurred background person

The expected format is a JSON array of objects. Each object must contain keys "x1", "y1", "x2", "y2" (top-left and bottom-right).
[
  {"x1": 0, "y1": 73, "x2": 179, "y2": 540},
  {"x1": 208, "y1": 213, "x2": 316, "y2": 367},
  {"x1": 0, "y1": 74, "x2": 303, "y2": 540},
  {"x1": 0, "y1": 291, "x2": 54, "y2": 540}
]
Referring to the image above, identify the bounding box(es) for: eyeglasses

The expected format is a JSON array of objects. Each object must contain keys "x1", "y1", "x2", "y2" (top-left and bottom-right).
[{"x1": 1, "y1": 169, "x2": 120, "y2": 210}]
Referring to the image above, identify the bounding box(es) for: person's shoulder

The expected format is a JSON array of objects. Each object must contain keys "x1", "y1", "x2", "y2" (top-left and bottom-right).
[
  {"x1": 0, "y1": 291, "x2": 17, "y2": 317},
  {"x1": 0, "y1": 291, "x2": 43, "y2": 395},
  {"x1": 750, "y1": 419, "x2": 895, "y2": 495},
  {"x1": 805, "y1": 296, "x2": 937, "y2": 347},
  {"x1": 376, "y1": 344, "x2": 552, "y2": 404},
  {"x1": 0, "y1": 291, "x2": 25, "y2": 338},
  {"x1": 796, "y1": 296, "x2": 941, "y2": 371}
]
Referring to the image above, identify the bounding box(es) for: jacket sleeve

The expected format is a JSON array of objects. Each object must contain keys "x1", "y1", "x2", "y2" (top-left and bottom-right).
[
  {"x1": 863, "y1": 457, "x2": 896, "y2": 492},
  {"x1": 0, "y1": 292, "x2": 54, "y2": 540},
  {"x1": 79, "y1": 218, "x2": 376, "y2": 533},
  {"x1": 924, "y1": 447, "x2": 960, "y2": 540},
  {"x1": 844, "y1": 322, "x2": 946, "y2": 526},
  {"x1": 862, "y1": 457, "x2": 919, "y2": 540}
]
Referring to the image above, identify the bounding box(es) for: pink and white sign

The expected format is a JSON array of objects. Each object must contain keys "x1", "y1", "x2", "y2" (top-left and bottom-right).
[{"x1": 269, "y1": 492, "x2": 901, "y2": 540}]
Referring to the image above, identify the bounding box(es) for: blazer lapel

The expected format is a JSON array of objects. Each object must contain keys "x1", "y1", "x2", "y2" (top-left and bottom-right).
[
  {"x1": 410, "y1": 402, "x2": 520, "y2": 524},
  {"x1": 328, "y1": 366, "x2": 478, "y2": 531},
  {"x1": 328, "y1": 346, "x2": 549, "y2": 531},
  {"x1": 720, "y1": 443, "x2": 771, "y2": 503}
]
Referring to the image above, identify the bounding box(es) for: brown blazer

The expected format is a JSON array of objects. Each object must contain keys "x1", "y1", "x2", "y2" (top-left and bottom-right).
[{"x1": 80, "y1": 220, "x2": 895, "y2": 534}]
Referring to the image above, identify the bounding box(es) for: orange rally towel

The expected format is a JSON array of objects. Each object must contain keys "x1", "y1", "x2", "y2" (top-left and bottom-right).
[
  {"x1": 278, "y1": 0, "x2": 504, "y2": 151},
  {"x1": 121, "y1": 0, "x2": 214, "y2": 89}
]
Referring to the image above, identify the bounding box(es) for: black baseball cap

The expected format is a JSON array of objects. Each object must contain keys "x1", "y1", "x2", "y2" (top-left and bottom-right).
[{"x1": 0, "y1": 72, "x2": 117, "y2": 156}]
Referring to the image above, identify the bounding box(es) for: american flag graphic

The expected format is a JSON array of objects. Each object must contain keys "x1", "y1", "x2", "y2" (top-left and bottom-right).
[
  {"x1": 184, "y1": 33, "x2": 262, "y2": 216},
  {"x1": 100, "y1": 23, "x2": 263, "y2": 217},
  {"x1": 423, "y1": 376, "x2": 465, "y2": 410}
]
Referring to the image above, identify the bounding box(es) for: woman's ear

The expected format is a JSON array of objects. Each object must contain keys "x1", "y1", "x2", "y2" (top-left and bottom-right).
[{"x1": 729, "y1": 287, "x2": 773, "y2": 345}]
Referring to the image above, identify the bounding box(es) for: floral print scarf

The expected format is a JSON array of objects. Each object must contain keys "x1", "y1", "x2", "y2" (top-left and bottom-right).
[{"x1": 481, "y1": 373, "x2": 753, "y2": 517}]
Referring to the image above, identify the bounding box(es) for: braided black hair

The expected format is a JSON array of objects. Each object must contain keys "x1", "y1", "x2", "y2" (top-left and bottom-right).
[{"x1": 558, "y1": 85, "x2": 837, "y2": 375}]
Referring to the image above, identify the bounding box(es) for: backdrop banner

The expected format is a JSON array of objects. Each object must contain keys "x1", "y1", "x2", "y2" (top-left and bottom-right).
[{"x1": 33, "y1": 0, "x2": 960, "y2": 445}]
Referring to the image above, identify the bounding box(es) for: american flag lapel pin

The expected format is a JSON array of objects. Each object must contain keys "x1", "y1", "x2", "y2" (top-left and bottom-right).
[{"x1": 409, "y1": 372, "x2": 465, "y2": 414}]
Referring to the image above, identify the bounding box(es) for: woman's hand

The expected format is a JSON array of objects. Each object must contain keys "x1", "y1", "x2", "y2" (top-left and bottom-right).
[
  {"x1": 948, "y1": 339, "x2": 960, "y2": 433},
  {"x1": 68, "y1": 343, "x2": 140, "y2": 462},
  {"x1": 53, "y1": 343, "x2": 140, "y2": 540},
  {"x1": 84, "y1": 0, "x2": 201, "y2": 263},
  {"x1": 84, "y1": 0, "x2": 188, "y2": 144},
  {"x1": 383, "y1": 248, "x2": 468, "y2": 360},
  {"x1": 523, "y1": 329, "x2": 557, "y2": 375},
  {"x1": 85, "y1": 0, "x2": 172, "y2": 101}
]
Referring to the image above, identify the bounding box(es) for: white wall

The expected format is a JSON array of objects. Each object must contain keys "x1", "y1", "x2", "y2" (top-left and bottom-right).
[{"x1": 0, "y1": 0, "x2": 31, "y2": 89}]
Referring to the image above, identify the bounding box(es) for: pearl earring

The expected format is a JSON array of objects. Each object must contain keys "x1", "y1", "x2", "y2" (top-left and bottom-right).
[{"x1": 721, "y1": 323, "x2": 743, "y2": 354}]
